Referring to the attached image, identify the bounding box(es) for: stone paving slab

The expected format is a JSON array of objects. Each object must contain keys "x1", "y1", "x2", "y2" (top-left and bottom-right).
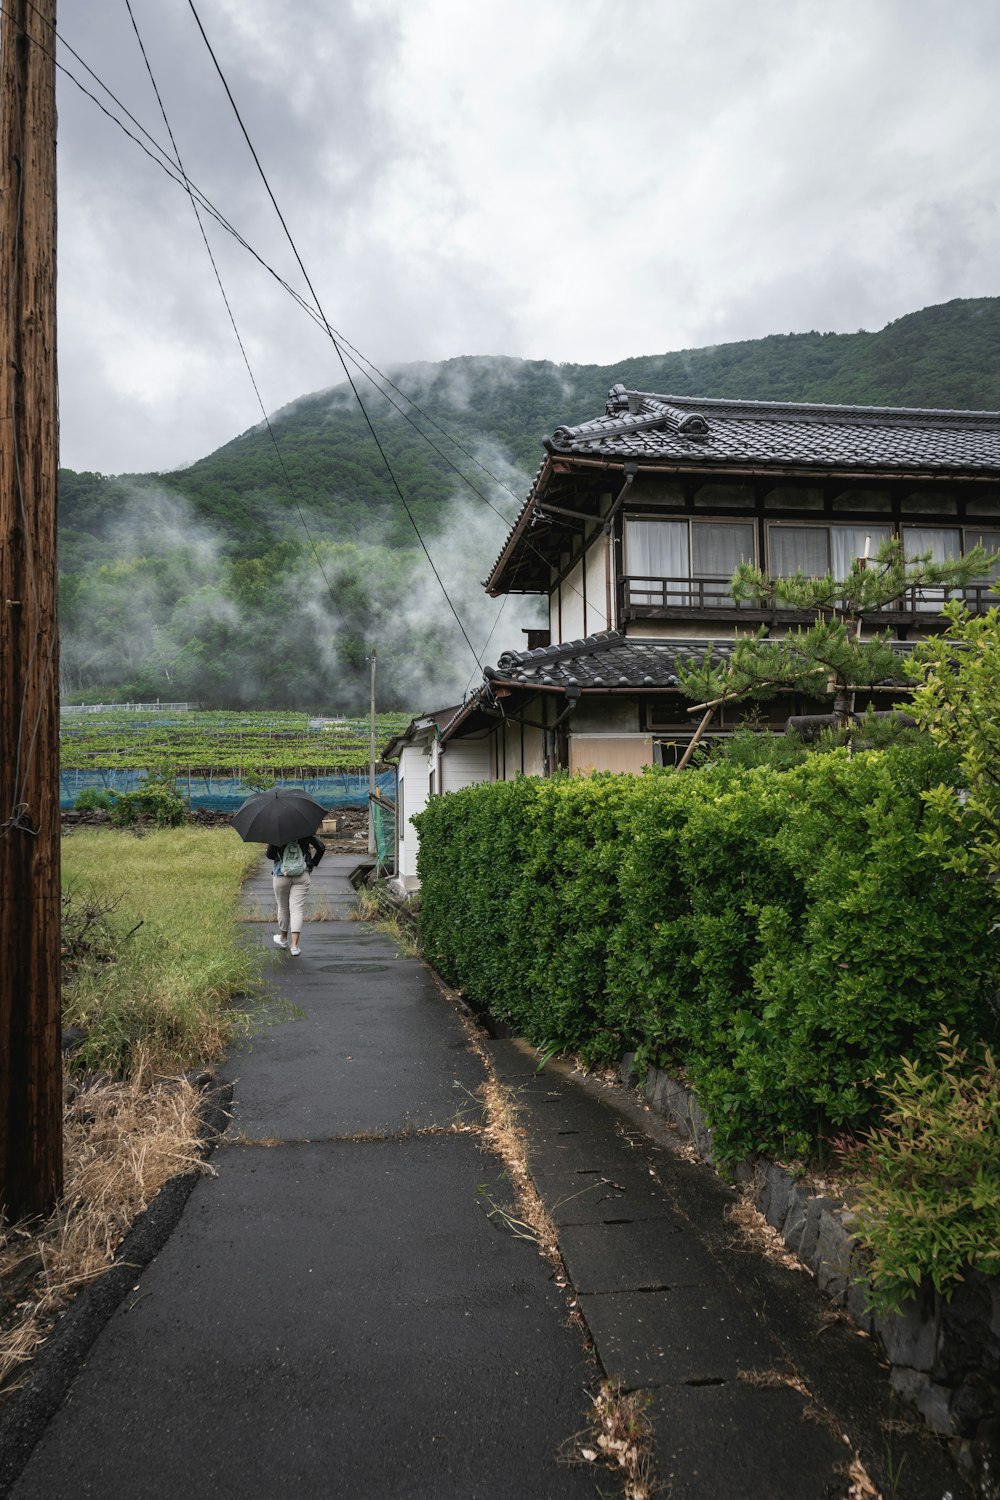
[
  {"x1": 648, "y1": 1383, "x2": 851, "y2": 1500},
  {"x1": 579, "y1": 1284, "x2": 785, "y2": 1388},
  {"x1": 487, "y1": 1037, "x2": 973, "y2": 1499},
  {"x1": 528, "y1": 1160, "x2": 681, "y2": 1228},
  {"x1": 558, "y1": 1219, "x2": 726, "y2": 1296}
]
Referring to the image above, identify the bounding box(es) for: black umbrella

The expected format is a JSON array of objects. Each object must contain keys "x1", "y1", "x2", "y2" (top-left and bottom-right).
[{"x1": 230, "y1": 788, "x2": 328, "y2": 845}]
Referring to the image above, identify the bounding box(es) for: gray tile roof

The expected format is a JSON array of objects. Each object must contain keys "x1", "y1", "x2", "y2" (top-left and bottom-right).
[
  {"x1": 547, "y1": 385, "x2": 1000, "y2": 471},
  {"x1": 485, "y1": 387, "x2": 1000, "y2": 595},
  {"x1": 381, "y1": 704, "x2": 461, "y2": 758},
  {"x1": 492, "y1": 632, "x2": 734, "y2": 690},
  {"x1": 489, "y1": 629, "x2": 915, "y2": 692}
]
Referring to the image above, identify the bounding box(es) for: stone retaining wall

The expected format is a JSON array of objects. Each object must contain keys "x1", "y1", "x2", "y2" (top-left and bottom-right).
[{"x1": 627, "y1": 1056, "x2": 1000, "y2": 1496}]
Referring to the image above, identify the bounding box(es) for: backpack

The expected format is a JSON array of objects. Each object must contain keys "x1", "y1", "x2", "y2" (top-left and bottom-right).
[{"x1": 280, "y1": 840, "x2": 307, "y2": 877}]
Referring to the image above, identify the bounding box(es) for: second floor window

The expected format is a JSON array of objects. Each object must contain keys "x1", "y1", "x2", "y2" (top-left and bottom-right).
[
  {"x1": 767, "y1": 524, "x2": 892, "y2": 578},
  {"x1": 623, "y1": 519, "x2": 1000, "y2": 614},
  {"x1": 625, "y1": 520, "x2": 756, "y2": 607}
]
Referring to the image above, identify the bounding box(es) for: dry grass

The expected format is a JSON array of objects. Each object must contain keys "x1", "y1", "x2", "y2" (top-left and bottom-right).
[
  {"x1": 725, "y1": 1181, "x2": 809, "y2": 1272},
  {"x1": 0, "y1": 1056, "x2": 209, "y2": 1398},
  {"x1": 842, "y1": 1453, "x2": 883, "y2": 1499},
  {"x1": 475, "y1": 1075, "x2": 562, "y2": 1263},
  {"x1": 737, "y1": 1367, "x2": 812, "y2": 1396},
  {"x1": 569, "y1": 1381, "x2": 660, "y2": 1500},
  {"x1": 351, "y1": 888, "x2": 381, "y2": 923},
  {"x1": 350, "y1": 887, "x2": 419, "y2": 956}
]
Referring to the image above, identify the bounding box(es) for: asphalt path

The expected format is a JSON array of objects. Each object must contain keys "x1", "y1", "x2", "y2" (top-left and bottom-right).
[
  {"x1": 6, "y1": 857, "x2": 599, "y2": 1500},
  {"x1": 3, "y1": 853, "x2": 973, "y2": 1499}
]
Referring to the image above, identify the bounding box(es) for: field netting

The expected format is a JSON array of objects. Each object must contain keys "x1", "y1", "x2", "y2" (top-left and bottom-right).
[{"x1": 60, "y1": 769, "x2": 396, "y2": 812}]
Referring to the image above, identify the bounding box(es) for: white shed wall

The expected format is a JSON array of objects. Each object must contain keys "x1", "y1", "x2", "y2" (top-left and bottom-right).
[
  {"x1": 396, "y1": 743, "x2": 431, "y2": 889},
  {"x1": 439, "y1": 739, "x2": 493, "y2": 795}
]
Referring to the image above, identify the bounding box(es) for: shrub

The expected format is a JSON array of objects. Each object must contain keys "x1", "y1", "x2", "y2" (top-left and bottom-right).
[
  {"x1": 415, "y1": 743, "x2": 1000, "y2": 1163},
  {"x1": 728, "y1": 742, "x2": 1000, "y2": 1158},
  {"x1": 109, "y1": 765, "x2": 187, "y2": 828},
  {"x1": 74, "y1": 787, "x2": 116, "y2": 813},
  {"x1": 850, "y1": 1031, "x2": 1000, "y2": 1311}
]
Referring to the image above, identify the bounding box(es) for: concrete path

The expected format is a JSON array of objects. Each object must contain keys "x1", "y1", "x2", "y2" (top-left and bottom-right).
[
  {"x1": 485, "y1": 1043, "x2": 970, "y2": 1500},
  {"x1": 5, "y1": 855, "x2": 973, "y2": 1498}
]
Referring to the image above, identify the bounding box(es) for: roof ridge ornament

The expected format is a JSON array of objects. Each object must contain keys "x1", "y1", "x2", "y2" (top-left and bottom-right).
[{"x1": 548, "y1": 391, "x2": 711, "y2": 449}]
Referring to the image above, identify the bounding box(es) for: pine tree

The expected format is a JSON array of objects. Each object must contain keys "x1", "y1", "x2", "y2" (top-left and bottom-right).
[{"x1": 676, "y1": 537, "x2": 998, "y2": 764}]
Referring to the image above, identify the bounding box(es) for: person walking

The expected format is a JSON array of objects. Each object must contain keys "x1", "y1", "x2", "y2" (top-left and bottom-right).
[{"x1": 267, "y1": 833, "x2": 325, "y2": 956}]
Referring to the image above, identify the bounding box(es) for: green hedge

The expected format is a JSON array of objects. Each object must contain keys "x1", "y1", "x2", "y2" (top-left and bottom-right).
[{"x1": 414, "y1": 743, "x2": 1000, "y2": 1160}]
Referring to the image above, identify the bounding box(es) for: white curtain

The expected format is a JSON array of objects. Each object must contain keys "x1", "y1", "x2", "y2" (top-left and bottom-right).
[
  {"x1": 768, "y1": 527, "x2": 830, "y2": 578},
  {"x1": 903, "y1": 527, "x2": 960, "y2": 563},
  {"x1": 904, "y1": 527, "x2": 961, "y2": 613},
  {"x1": 830, "y1": 525, "x2": 891, "y2": 581},
  {"x1": 966, "y1": 528, "x2": 1000, "y2": 601},
  {"x1": 626, "y1": 521, "x2": 689, "y2": 605},
  {"x1": 691, "y1": 523, "x2": 755, "y2": 607}
]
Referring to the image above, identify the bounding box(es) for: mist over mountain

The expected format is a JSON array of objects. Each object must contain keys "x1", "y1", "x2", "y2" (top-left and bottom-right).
[{"x1": 58, "y1": 297, "x2": 1000, "y2": 712}]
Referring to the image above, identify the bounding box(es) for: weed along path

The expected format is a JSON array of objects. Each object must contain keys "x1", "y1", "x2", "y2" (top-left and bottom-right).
[{"x1": 7, "y1": 858, "x2": 599, "y2": 1500}]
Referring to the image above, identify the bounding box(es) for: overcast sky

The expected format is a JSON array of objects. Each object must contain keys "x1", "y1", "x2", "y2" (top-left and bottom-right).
[{"x1": 53, "y1": 0, "x2": 1000, "y2": 476}]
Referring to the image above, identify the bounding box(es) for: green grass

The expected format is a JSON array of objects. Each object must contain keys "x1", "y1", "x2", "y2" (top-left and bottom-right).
[{"x1": 62, "y1": 828, "x2": 265, "y2": 1076}]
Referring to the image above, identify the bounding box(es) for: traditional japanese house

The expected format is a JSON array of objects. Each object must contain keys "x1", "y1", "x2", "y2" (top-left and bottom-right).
[{"x1": 386, "y1": 386, "x2": 1000, "y2": 883}]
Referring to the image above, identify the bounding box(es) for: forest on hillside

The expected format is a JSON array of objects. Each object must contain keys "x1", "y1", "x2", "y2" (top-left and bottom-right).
[{"x1": 59, "y1": 297, "x2": 1000, "y2": 712}]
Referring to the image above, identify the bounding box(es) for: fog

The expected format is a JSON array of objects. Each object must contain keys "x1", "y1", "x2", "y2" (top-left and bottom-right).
[{"x1": 59, "y1": 466, "x2": 543, "y2": 715}]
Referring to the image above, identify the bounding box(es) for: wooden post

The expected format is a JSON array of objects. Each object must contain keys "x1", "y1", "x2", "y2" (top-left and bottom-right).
[
  {"x1": 0, "y1": 0, "x2": 62, "y2": 1218},
  {"x1": 677, "y1": 706, "x2": 715, "y2": 771}
]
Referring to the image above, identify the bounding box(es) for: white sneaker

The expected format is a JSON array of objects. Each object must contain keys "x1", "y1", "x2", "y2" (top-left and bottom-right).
[
  {"x1": 273, "y1": 934, "x2": 288, "y2": 948},
  {"x1": 289, "y1": 944, "x2": 301, "y2": 957}
]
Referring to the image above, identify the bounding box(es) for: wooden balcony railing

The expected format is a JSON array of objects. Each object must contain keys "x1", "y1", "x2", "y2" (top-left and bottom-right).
[{"x1": 622, "y1": 576, "x2": 1000, "y2": 618}]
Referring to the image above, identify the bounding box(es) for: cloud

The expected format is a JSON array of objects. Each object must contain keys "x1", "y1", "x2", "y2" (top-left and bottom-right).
[{"x1": 52, "y1": 0, "x2": 1000, "y2": 475}]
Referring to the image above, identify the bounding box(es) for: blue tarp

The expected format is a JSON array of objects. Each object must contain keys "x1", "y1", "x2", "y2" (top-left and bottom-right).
[{"x1": 60, "y1": 768, "x2": 396, "y2": 813}]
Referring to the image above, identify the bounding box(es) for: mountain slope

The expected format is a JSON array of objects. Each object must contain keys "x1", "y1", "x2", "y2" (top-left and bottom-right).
[{"x1": 59, "y1": 297, "x2": 1000, "y2": 562}]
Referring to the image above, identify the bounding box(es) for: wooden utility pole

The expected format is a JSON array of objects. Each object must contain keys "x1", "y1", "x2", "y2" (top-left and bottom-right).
[{"x1": 0, "y1": 0, "x2": 62, "y2": 1219}]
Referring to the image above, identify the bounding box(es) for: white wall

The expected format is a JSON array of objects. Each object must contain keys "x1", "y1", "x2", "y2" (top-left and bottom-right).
[
  {"x1": 396, "y1": 743, "x2": 431, "y2": 889},
  {"x1": 440, "y1": 738, "x2": 493, "y2": 795},
  {"x1": 584, "y1": 534, "x2": 610, "y2": 634},
  {"x1": 560, "y1": 558, "x2": 586, "y2": 641}
]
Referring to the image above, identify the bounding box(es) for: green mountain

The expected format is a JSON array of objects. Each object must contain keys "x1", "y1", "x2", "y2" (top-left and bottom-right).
[
  {"x1": 57, "y1": 297, "x2": 1000, "y2": 712},
  {"x1": 61, "y1": 297, "x2": 1000, "y2": 559}
]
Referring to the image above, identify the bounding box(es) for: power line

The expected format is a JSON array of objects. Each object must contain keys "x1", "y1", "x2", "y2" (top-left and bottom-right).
[
  {"x1": 465, "y1": 595, "x2": 510, "y2": 698},
  {"x1": 183, "y1": 0, "x2": 596, "y2": 653},
  {"x1": 122, "y1": 0, "x2": 353, "y2": 634},
  {"x1": 185, "y1": 0, "x2": 485, "y2": 670},
  {"x1": 9, "y1": 1, "x2": 595, "y2": 652},
  {"x1": 15, "y1": 0, "x2": 522, "y2": 526}
]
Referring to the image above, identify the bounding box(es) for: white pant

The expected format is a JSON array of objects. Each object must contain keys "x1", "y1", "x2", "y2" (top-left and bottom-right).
[{"x1": 273, "y1": 872, "x2": 310, "y2": 934}]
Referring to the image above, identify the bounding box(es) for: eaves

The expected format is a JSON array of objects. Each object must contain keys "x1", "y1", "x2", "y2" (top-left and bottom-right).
[
  {"x1": 486, "y1": 677, "x2": 683, "y2": 697},
  {"x1": 546, "y1": 454, "x2": 1000, "y2": 485}
]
